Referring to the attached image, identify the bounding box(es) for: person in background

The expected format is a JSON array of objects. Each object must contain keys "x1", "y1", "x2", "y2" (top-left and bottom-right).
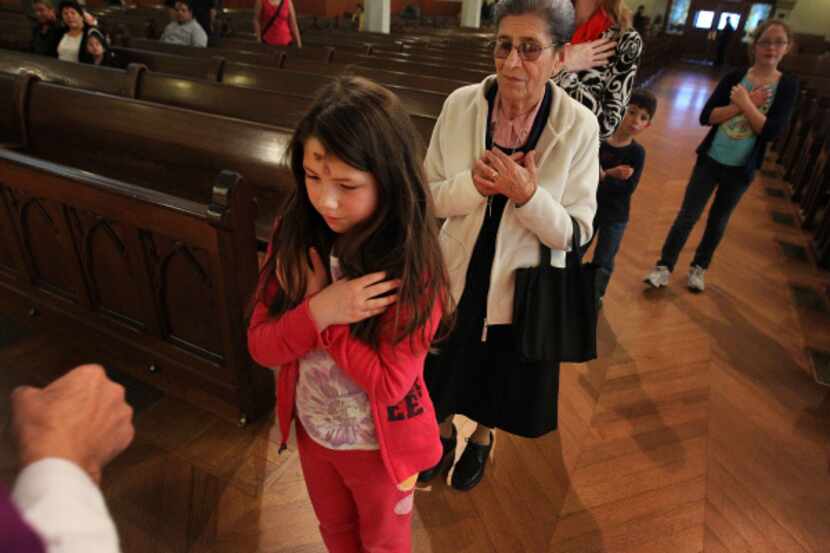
[
  {"x1": 189, "y1": 0, "x2": 216, "y2": 37},
  {"x1": 589, "y1": 88, "x2": 656, "y2": 308},
  {"x1": 84, "y1": 27, "x2": 120, "y2": 67},
  {"x1": 56, "y1": 0, "x2": 93, "y2": 63},
  {"x1": 554, "y1": 0, "x2": 644, "y2": 140},
  {"x1": 160, "y1": 0, "x2": 208, "y2": 47},
  {"x1": 351, "y1": 3, "x2": 365, "y2": 31},
  {"x1": 400, "y1": 1, "x2": 420, "y2": 22},
  {"x1": 632, "y1": 4, "x2": 647, "y2": 36},
  {"x1": 420, "y1": 0, "x2": 598, "y2": 492},
  {"x1": 31, "y1": 0, "x2": 61, "y2": 57},
  {"x1": 4, "y1": 364, "x2": 135, "y2": 552},
  {"x1": 644, "y1": 20, "x2": 798, "y2": 292},
  {"x1": 253, "y1": 0, "x2": 302, "y2": 47},
  {"x1": 715, "y1": 17, "x2": 736, "y2": 68},
  {"x1": 163, "y1": 0, "x2": 177, "y2": 21}
]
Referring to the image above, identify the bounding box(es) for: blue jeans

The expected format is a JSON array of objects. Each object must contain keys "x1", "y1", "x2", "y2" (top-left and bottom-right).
[
  {"x1": 589, "y1": 220, "x2": 627, "y2": 298},
  {"x1": 659, "y1": 156, "x2": 751, "y2": 271}
]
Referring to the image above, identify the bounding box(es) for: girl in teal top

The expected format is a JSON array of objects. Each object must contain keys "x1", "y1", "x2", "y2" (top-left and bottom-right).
[{"x1": 644, "y1": 19, "x2": 798, "y2": 293}]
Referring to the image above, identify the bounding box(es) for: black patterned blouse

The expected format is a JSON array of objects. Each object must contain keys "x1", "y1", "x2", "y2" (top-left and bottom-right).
[{"x1": 554, "y1": 26, "x2": 643, "y2": 140}]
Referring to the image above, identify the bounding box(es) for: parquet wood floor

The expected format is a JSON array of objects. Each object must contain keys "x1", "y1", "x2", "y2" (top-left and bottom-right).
[{"x1": 1, "y1": 65, "x2": 829, "y2": 552}]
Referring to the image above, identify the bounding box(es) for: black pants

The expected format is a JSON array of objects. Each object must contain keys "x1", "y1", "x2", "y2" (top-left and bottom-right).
[{"x1": 658, "y1": 156, "x2": 751, "y2": 271}]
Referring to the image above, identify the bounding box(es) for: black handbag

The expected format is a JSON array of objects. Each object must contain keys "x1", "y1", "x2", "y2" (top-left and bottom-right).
[{"x1": 513, "y1": 218, "x2": 598, "y2": 363}]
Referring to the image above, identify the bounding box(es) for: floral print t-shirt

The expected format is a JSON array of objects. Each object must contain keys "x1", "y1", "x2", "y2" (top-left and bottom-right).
[{"x1": 295, "y1": 256, "x2": 379, "y2": 450}]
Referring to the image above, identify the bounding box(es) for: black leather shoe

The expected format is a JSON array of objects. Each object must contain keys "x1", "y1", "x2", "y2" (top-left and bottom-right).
[
  {"x1": 450, "y1": 432, "x2": 494, "y2": 491},
  {"x1": 418, "y1": 423, "x2": 457, "y2": 483}
]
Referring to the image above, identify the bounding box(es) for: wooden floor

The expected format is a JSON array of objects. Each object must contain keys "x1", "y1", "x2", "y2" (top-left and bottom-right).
[{"x1": 2, "y1": 66, "x2": 830, "y2": 552}]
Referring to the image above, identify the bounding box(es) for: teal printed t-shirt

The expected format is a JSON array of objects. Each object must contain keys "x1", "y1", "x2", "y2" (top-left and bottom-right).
[{"x1": 708, "y1": 76, "x2": 778, "y2": 167}]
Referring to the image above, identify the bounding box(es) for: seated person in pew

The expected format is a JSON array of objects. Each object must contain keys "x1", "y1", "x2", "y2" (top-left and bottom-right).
[
  {"x1": 164, "y1": 0, "x2": 177, "y2": 21},
  {"x1": 189, "y1": 0, "x2": 217, "y2": 37},
  {"x1": 85, "y1": 27, "x2": 121, "y2": 68},
  {"x1": 248, "y1": 76, "x2": 452, "y2": 553},
  {"x1": 5, "y1": 364, "x2": 135, "y2": 553},
  {"x1": 56, "y1": 1, "x2": 94, "y2": 63},
  {"x1": 31, "y1": 0, "x2": 62, "y2": 58},
  {"x1": 161, "y1": 0, "x2": 208, "y2": 48}
]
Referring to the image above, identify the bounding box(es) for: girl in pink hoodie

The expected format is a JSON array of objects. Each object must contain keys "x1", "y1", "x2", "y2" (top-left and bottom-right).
[{"x1": 247, "y1": 76, "x2": 453, "y2": 553}]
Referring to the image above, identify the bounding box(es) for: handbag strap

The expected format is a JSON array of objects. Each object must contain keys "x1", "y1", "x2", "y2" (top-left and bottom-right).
[
  {"x1": 538, "y1": 217, "x2": 583, "y2": 267},
  {"x1": 261, "y1": 0, "x2": 286, "y2": 41}
]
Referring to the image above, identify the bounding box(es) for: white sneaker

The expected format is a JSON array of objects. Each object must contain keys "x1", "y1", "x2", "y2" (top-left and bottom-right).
[
  {"x1": 644, "y1": 265, "x2": 671, "y2": 288},
  {"x1": 687, "y1": 265, "x2": 706, "y2": 292}
]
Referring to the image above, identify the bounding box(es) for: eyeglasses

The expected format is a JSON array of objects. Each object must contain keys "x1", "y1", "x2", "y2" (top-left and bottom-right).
[
  {"x1": 756, "y1": 39, "x2": 789, "y2": 48},
  {"x1": 492, "y1": 39, "x2": 555, "y2": 61}
]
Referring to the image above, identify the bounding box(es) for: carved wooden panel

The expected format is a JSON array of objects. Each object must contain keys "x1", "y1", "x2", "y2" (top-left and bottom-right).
[
  {"x1": 0, "y1": 186, "x2": 23, "y2": 279},
  {"x1": 17, "y1": 195, "x2": 79, "y2": 301},
  {"x1": 72, "y1": 210, "x2": 146, "y2": 330},
  {"x1": 144, "y1": 232, "x2": 224, "y2": 362}
]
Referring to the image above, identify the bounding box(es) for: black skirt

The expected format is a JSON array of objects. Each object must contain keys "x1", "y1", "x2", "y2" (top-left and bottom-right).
[{"x1": 424, "y1": 194, "x2": 561, "y2": 438}]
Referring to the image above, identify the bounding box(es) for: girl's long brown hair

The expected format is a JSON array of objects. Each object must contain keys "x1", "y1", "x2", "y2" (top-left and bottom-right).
[{"x1": 254, "y1": 76, "x2": 453, "y2": 349}]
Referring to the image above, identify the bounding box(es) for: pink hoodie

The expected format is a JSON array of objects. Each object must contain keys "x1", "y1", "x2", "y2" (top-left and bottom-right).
[{"x1": 248, "y1": 274, "x2": 443, "y2": 486}]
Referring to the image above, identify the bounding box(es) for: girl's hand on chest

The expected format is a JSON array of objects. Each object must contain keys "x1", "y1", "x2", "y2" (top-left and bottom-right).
[{"x1": 309, "y1": 271, "x2": 401, "y2": 331}]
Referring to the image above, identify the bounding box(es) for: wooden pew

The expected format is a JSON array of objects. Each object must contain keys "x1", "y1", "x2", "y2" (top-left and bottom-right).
[
  {"x1": 798, "y1": 124, "x2": 830, "y2": 229},
  {"x1": 112, "y1": 46, "x2": 226, "y2": 80},
  {"x1": 0, "y1": 50, "x2": 442, "y2": 130},
  {"x1": 0, "y1": 67, "x2": 17, "y2": 143},
  {"x1": 780, "y1": 91, "x2": 820, "y2": 182},
  {"x1": 0, "y1": 61, "x2": 437, "y2": 236},
  {"x1": 789, "y1": 98, "x2": 830, "y2": 202},
  {"x1": 811, "y1": 145, "x2": 830, "y2": 269},
  {"x1": 0, "y1": 146, "x2": 274, "y2": 425},
  {"x1": 124, "y1": 36, "x2": 287, "y2": 67},
  {"x1": 272, "y1": 58, "x2": 471, "y2": 94},
  {"x1": 1, "y1": 71, "x2": 293, "y2": 244},
  {"x1": 0, "y1": 50, "x2": 133, "y2": 96},
  {"x1": 133, "y1": 66, "x2": 438, "y2": 143},
  {"x1": 212, "y1": 32, "x2": 493, "y2": 71},
  {"x1": 97, "y1": 45, "x2": 467, "y2": 96},
  {"x1": 220, "y1": 61, "x2": 447, "y2": 117}
]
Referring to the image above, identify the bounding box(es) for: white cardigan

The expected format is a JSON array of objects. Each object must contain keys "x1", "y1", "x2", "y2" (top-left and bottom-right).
[{"x1": 426, "y1": 76, "x2": 599, "y2": 326}]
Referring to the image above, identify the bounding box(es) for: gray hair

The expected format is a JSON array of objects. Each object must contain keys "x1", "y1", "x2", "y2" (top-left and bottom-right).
[{"x1": 493, "y1": 0, "x2": 576, "y2": 46}]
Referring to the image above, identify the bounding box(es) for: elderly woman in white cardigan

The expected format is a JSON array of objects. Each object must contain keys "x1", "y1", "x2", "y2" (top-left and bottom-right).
[{"x1": 419, "y1": 0, "x2": 598, "y2": 491}]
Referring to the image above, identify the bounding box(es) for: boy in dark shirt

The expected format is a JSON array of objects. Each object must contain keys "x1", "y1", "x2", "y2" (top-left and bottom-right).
[{"x1": 592, "y1": 89, "x2": 656, "y2": 307}]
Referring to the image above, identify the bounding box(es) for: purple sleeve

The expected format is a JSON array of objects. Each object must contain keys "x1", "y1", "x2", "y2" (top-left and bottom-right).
[{"x1": 0, "y1": 484, "x2": 45, "y2": 553}]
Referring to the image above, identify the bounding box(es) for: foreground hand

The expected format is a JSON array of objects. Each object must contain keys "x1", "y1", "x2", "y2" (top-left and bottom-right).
[
  {"x1": 309, "y1": 272, "x2": 400, "y2": 331},
  {"x1": 563, "y1": 38, "x2": 617, "y2": 73},
  {"x1": 605, "y1": 165, "x2": 635, "y2": 180},
  {"x1": 11, "y1": 364, "x2": 135, "y2": 485},
  {"x1": 480, "y1": 149, "x2": 538, "y2": 206},
  {"x1": 749, "y1": 86, "x2": 771, "y2": 108},
  {"x1": 730, "y1": 84, "x2": 752, "y2": 110},
  {"x1": 472, "y1": 151, "x2": 524, "y2": 197}
]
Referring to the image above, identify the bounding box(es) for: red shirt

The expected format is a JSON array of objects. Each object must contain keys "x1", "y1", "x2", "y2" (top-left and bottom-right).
[
  {"x1": 260, "y1": 0, "x2": 292, "y2": 46},
  {"x1": 248, "y1": 273, "x2": 443, "y2": 486}
]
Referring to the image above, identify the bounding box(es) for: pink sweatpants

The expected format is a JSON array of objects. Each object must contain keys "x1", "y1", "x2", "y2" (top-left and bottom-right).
[{"x1": 296, "y1": 422, "x2": 414, "y2": 553}]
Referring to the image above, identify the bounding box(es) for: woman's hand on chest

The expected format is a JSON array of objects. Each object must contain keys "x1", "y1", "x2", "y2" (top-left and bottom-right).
[
  {"x1": 476, "y1": 149, "x2": 539, "y2": 206},
  {"x1": 472, "y1": 150, "x2": 525, "y2": 197}
]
